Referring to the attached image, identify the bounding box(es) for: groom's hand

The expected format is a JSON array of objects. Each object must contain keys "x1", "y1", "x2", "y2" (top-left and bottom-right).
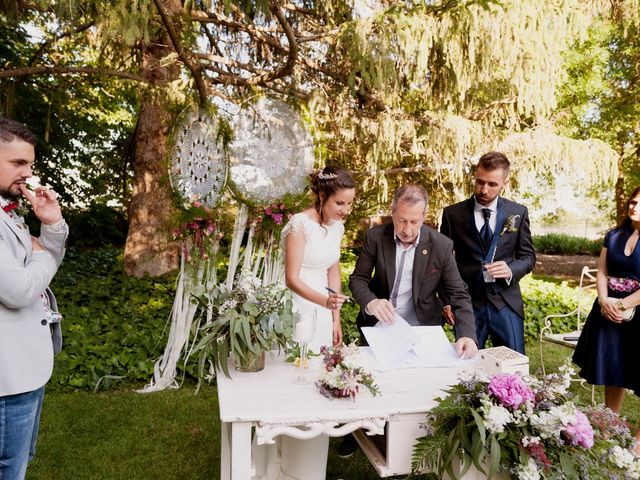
[
  {"x1": 366, "y1": 299, "x2": 395, "y2": 324},
  {"x1": 484, "y1": 261, "x2": 512, "y2": 280}
]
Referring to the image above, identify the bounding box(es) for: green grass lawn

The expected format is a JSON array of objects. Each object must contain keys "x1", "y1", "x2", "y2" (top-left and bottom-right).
[{"x1": 27, "y1": 342, "x2": 640, "y2": 480}]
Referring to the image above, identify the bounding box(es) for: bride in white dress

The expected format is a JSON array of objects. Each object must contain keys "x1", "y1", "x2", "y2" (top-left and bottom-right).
[{"x1": 253, "y1": 165, "x2": 355, "y2": 480}]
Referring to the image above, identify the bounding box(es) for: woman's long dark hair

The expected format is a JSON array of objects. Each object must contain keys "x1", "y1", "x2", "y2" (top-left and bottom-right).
[
  {"x1": 617, "y1": 186, "x2": 640, "y2": 231},
  {"x1": 309, "y1": 165, "x2": 355, "y2": 224}
]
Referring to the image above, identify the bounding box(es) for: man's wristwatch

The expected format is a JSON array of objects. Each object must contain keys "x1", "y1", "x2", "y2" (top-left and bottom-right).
[{"x1": 615, "y1": 299, "x2": 626, "y2": 311}]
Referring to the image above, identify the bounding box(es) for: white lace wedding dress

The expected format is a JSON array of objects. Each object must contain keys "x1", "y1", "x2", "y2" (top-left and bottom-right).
[
  {"x1": 253, "y1": 212, "x2": 344, "y2": 480},
  {"x1": 282, "y1": 212, "x2": 343, "y2": 351}
]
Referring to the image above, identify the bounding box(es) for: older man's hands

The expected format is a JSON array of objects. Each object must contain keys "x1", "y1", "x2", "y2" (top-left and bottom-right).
[{"x1": 455, "y1": 337, "x2": 478, "y2": 359}]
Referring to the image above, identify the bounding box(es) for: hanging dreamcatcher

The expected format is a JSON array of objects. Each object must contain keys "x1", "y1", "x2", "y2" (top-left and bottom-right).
[
  {"x1": 225, "y1": 97, "x2": 316, "y2": 287},
  {"x1": 229, "y1": 97, "x2": 315, "y2": 205},
  {"x1": 168, "y1": 108, "x2": 228, "y2": 207},
  {"x1": 139, "y1": 106, "x2": 228, "y2": 393}
]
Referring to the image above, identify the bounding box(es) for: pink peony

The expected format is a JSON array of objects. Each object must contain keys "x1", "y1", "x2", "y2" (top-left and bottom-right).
[
  {"x1": 265, "y1": 207, "x2": 272, "y2": 215},
  {"x1": 563, "y1": 410, "x2": 594, "y2": 449},
  {"x1": 488, "y1": 373, "x2": 535, "y2": 409},
  {"x1": 273, "y1": 213, "x2": 284, "y2": 225}
]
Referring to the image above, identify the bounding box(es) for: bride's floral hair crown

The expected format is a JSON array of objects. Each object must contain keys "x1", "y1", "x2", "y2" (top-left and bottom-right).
[
  {"x1": 309, "y1": 166, "x2": 355, "y2": 196},
  {"x1": 317, "y1": 170, "x2": 338, "y2": 181}
]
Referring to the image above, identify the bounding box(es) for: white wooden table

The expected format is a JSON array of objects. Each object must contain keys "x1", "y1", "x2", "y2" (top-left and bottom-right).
[{"x1": 217, "y1": 347, "x2": 482, "y2": 479}]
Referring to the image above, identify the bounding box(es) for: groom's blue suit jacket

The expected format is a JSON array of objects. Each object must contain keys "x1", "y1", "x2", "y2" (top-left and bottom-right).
[{"x1": 440, "y1": 196, "x2": 536, "y2": 318}]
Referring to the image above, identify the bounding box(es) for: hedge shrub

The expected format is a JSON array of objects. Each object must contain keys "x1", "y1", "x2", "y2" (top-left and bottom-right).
[
  {"x1": 533, "y1": 233, "x2": 602, "y2": 256},
  {"x1": 521, "y1": 275, "x2": 595, "y2": 341},
  {"x1": 48, "y1": 249, "x2": 593, "y2": 390},
  {"x1": 49, "y1": 248, "x2": 174, "y2": 391}
]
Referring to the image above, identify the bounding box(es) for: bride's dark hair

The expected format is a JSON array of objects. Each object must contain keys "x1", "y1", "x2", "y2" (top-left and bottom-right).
[{"x1": 309, "y1": 165, "x2": 356, "y2": 224}]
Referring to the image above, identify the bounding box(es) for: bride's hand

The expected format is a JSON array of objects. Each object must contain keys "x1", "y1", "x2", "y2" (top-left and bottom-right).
[
  {"x1": 325, "y1": 292, "x2": 347, "y2": 311},
  {"x1": 333, "y1": 318, "x2": 343, "y2": 346}
]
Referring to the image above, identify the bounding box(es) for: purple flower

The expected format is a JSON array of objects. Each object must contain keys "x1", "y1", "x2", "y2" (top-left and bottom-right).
[
  {"x1": 273, "y1": 213, "x2": 284, "y2": 225},
  {"x1": 488, "y1": 373, "x2": 535, "y2": 409},
  {"x1": 563, "y1": 410, "x2": 594, "y2": 449}
]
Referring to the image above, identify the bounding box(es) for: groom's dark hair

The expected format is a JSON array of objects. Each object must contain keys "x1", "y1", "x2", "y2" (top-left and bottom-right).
[
  {"x1": 477, "y1": 151, "x2": 510, "y2": 176},
  {"x1": 0, "y1": 117, "x2": 37, "y2": 145}
]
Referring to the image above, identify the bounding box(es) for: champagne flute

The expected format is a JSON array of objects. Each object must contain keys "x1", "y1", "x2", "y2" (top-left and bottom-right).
[{"x1": 292, "y1": 310, "x2": 317, "y2": 384}]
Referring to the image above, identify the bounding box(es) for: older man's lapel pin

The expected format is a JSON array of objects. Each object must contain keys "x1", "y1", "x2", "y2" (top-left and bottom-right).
[{"x1": 422, "y1": 249, "x2": 428, "y2": 255}]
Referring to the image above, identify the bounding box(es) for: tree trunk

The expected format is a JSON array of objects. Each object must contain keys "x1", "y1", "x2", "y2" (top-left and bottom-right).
[
  {"x1": 124, "y1": 11, "x2": 181, "y2": 277},
  {"x1": 615, "y1": 155, "x2": 626, "y2": 225}
]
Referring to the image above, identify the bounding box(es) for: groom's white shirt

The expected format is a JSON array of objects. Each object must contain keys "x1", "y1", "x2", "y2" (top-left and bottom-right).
[{"x1": 0, "y1": 201, "x2": 68, "y2": 396}]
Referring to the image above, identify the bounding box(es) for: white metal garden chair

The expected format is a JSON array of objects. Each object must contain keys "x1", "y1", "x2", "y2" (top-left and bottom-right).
[{"x1": 539, "y1": 266, "x2": 597, "y2": 376}]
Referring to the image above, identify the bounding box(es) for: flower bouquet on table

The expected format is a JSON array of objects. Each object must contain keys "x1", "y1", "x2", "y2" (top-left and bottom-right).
[
  {"x1": 193, "y1": 274, "x2": 294, "y2": 378},
  {"x1": 316, "y1": 343, "x2": 380, "y2": 401},
  {"x1": 412, "y1": 363, "x2": 640, "y2": 479}
]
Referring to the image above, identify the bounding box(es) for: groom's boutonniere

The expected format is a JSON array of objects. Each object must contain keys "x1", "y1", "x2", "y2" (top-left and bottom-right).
[
  {"x1": 500, "y1": 214, "x2": 520, "y2": 236},
  {"x1": 2, "y1": 200, "x2": 28, "y2": 217}
]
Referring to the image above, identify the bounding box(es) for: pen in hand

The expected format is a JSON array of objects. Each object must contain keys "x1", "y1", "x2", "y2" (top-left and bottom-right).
[{"x1": 324, "y1": 286, "x2": 351, "y2": 303}]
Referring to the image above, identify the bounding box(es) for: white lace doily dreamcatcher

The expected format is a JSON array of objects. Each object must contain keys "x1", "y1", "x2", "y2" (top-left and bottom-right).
[
  {"x1": 226, "y1": 97, "x2": 316, "y2": 286},
  {"x1": 229, "y1": 97, "x2": 315, "y2": 205},
  {"x1": 168, "y1": 107, "x2": 228, "y2": 206},
  {"x1": 140, "y1": 107, "x2": 227, "y2": 393}
]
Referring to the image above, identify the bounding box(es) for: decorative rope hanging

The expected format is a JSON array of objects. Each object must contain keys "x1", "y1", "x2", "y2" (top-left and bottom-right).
[
  {"x1": 168, "y1": 107, "x2": 228, "y2": 207},
  {"x1": 139, "y1": 106, "x2": 225, "y2": 393},
  {"x1": 229, "y1": 97, "x2": 315, "y2": 205}
]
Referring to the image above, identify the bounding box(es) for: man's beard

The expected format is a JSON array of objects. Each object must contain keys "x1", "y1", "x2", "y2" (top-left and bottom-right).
[{"x1": 0, "y1": 187, "x2": 21, "y2": 201}]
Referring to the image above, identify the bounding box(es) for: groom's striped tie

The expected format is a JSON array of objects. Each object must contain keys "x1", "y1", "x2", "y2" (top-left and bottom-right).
[{"x1": 480, "y1": 208, "x2": 492, "y2": 252}]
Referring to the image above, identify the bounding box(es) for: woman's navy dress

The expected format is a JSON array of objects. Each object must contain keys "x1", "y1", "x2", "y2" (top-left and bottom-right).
[{"x1": 573, "y1": 227, "x2": 640, "y2": 395}]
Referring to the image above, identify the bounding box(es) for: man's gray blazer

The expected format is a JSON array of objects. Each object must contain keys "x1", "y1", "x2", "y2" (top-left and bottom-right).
[{"x1": 0, "y1": 210, "x2": 67, "y2": 396}]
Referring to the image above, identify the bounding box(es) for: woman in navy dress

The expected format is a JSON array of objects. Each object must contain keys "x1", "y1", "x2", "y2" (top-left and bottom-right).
[{"x1": 574, "y1": 186, "x2": 640, "y2": 453}]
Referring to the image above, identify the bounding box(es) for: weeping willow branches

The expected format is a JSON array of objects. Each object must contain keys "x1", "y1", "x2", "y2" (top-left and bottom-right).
[{"x1": 309, "y1": 0, "x2": 621, "y2": 209}]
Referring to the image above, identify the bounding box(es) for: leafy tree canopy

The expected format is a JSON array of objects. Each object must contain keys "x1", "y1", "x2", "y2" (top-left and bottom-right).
[{"x1": 0, "y1": 0, "x2": 632, "y2": 251}]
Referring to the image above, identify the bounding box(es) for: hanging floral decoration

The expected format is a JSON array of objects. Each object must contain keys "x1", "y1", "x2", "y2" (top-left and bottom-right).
[{"x1": 172, "y1": 194, "x2": 221, "y2": 262}]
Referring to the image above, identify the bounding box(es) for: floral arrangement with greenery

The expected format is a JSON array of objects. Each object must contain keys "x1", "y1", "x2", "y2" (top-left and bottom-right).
[
  {"x1": 171, "y1": 194, "x2": 220, "y2": 262},
  {"x1": 316, "y1": 343, "x2": 380, "y2": 400},
  {"x1": 412, "y1": 363, "x2": 640, "y2": 479},
  {"x1": 193, "y1": 274, "x2": 294, "y2": 378}
]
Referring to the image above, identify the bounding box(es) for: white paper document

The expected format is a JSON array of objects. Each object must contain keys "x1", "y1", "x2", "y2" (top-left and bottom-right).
[
  {"x1": 361, "y1": 315, "x2": 420, "y2": 364},
  {"x1": 363, "y1": 325, "x2": 478, "y2": 371}
]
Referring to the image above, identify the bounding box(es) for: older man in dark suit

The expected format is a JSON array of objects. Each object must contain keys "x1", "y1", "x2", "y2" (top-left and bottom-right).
[
  {"x1": 350, "y1": 183, "x2": 478, "y2": 356},
  {"x1": 440, "y1": 151, "x2": 535, "y2": 354}
]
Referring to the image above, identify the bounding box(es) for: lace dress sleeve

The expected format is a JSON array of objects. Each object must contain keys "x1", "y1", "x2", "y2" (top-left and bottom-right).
[{"x1": 281, "y1": 213, "x2": 313, "y2": 243}]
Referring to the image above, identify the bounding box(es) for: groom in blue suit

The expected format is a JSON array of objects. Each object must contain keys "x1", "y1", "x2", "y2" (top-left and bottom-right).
[{"x1": 440, "y1": 152, "x2": 535, "y2": 354}]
